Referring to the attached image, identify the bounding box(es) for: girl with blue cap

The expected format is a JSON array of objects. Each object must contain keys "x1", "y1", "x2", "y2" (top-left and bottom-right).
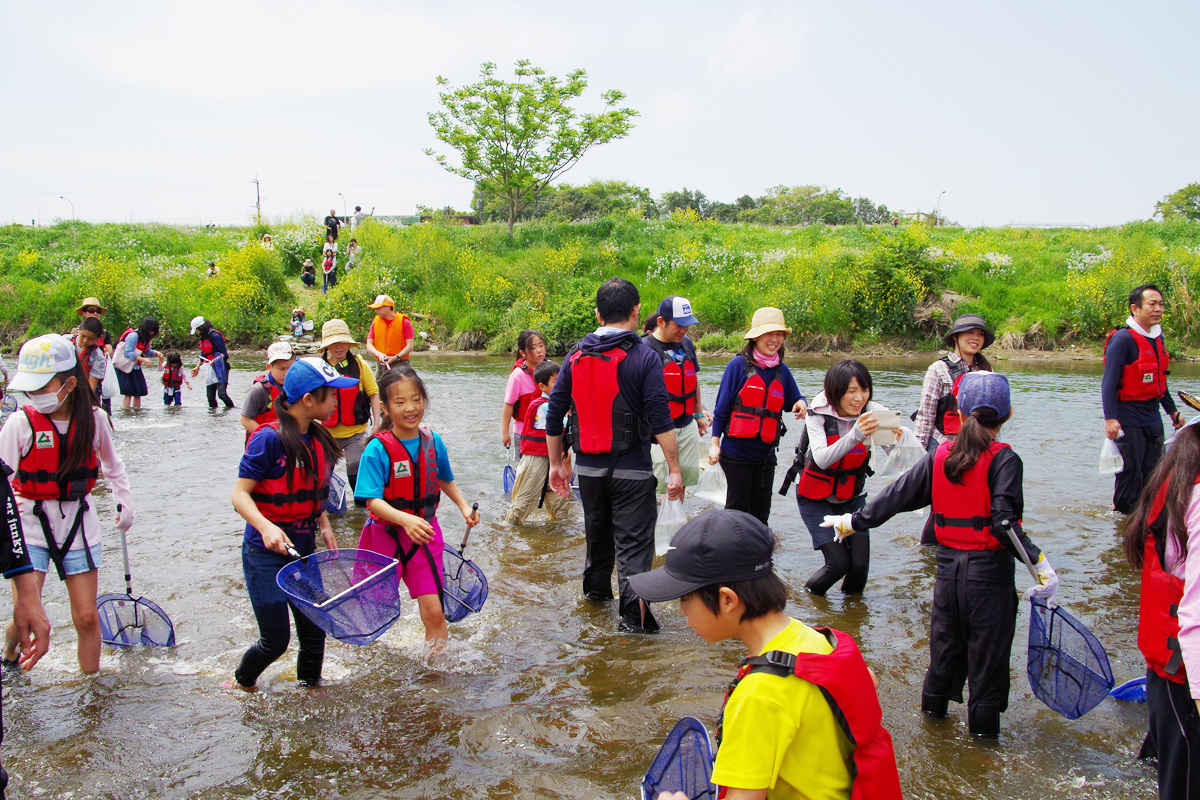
[
  {"x1": 823, "y1": 371, "x2": 1058, "y2": 738},
  {"x1": 227, "y1": 357, "x2": 356, "y2": 690}
]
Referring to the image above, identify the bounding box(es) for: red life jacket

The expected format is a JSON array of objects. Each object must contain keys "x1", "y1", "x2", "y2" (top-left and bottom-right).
[
  {"x1": 1105, "y1": 327, "x2": 1169, "y2": 402},
  {"x1": 728, "y1": 361, "x2": 785, "y2": 446},
  {"x1": 642, "y1": 335, "x2": 698, "y2": 425},
  {"x1": 252, "y1": 374, "x2": 281, "y2": 426},
  {"x1": 518, "y1": 395, "x2": 549, "y2": 457},
  {"x1": 797, "y1": 415, "x2": 872, "y2": 502},
  {"x1": 719, "y1": 628, "x2": 903, "y2": 800},
  {"x1": 198, "y1": 328, "x2": 224, "y2": 360},
  {"x1": 120, "y1": 328, "x2": 149, "y2": 355},
  {"x1": 322, "y1": 357, "x2": 366, "y2": 429},
  {"x1": 12, "y1": 407, "x2": 99, "y2": 501},
  {"x1": 1138, "y1": 475, "x2": 1194, "y2": 685},
  {"x1": 368, "y1": 428, "x2": 441, "y2": 521},
  {"x1": 567, "y1": 338, "x2": 648, "y2": 455},
  {"x1": 511, "y1": 358, "x2": 541, "y2": 429},
  {"x1": 162, "y1": 366, "x2": 184, "y2": 389},
  {"x1": 248, "y1": 422, "x2": 329, "y2": 523},
  {"x1": 934, "y1": 357, "x2": 970, "y2": 436},
  {"x1": 72, "y1": 336, "x2": 100, "y2": 371},
  {"x1": 931, "y1": 440, "x2": 1010, "y2": 550}
]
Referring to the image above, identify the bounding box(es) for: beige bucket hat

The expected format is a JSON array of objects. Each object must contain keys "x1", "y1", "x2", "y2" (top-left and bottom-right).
[
  {"x1": 318, "y1": 319, "x2": 359, "y2": 349},
  {"x1": 743, "y1": 307, "x2": 792, "y2": 340},
  {"x1": 76, "y1": 297, "x2": 107, "y2": 315}
]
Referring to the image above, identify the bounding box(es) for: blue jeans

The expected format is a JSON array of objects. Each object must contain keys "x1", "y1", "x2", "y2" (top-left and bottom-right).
[
  {"x1": 234, "y1": 540, "x2": 325, "y2": 687},
  {"x1": 163, "y1": 390, "x2": 182, "y2": 406}
]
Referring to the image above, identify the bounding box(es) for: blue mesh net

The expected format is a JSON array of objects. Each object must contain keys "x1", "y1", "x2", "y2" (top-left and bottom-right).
[
  {"x1": 1110, "y1": 676, "x2": 1147, "y2": 703},
  {"x1": 97, "y1": 593, "x2": 175, "y2": 647},
  {"x1": 503, "y1": 464, "x2": 516, "y2": 496},
  {"x1": 1027, "y1": 597, "x2": 1115, "y2": 719},
  {"x1": 277, "y1": 549, "x2": 402, "y2": 645},
  {"x1": 442, "y1": 545, "x2": 488, "y2": 623},
  {"x1": 642, "y1": 717, "x2": 716, "y2": 800}
]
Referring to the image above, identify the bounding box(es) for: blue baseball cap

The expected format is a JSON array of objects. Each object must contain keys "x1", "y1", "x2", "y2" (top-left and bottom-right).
[
  {"x1": 657, "y1": 296, "x2": 699, "y2": 327},
  {"x1": 956, "y1": 372, "x2": 1011, "y2": 418},
  {"x1": 283, "y1": 357, "x2": 357, "y2": 403}
]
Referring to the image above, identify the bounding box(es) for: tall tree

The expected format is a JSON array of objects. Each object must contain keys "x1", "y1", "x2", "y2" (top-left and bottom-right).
[
  {"x1": 426, "y1": 60, "x2": 638, "y2": 237},
  {"x1": 1155, "y1": 183, "x2": 1200, "y2": 221}
]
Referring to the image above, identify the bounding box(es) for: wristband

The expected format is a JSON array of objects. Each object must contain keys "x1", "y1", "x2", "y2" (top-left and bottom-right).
[{"x1": 693, "y1": 411, "x2": 705, "y2": 420}]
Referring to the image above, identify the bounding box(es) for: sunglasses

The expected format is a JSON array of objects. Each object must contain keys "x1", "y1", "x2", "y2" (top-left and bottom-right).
[{"x1": 82, "y1": 307, "x2": 102, "y2": 314}]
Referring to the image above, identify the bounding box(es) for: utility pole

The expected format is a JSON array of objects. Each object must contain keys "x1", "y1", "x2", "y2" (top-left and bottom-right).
[{"x1": 253, "y1": 177, "x2": 261, "y2": 224}]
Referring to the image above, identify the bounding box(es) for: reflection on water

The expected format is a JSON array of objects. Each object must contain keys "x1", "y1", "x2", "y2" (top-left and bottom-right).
[{"x1": 2, "y1": 354, "x2": 1187, "y2": 798}]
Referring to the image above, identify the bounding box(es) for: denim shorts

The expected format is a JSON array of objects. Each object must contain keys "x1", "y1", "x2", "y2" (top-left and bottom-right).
[{"x1": 27, "y1": 543, "x2": 103, "y2": 577}]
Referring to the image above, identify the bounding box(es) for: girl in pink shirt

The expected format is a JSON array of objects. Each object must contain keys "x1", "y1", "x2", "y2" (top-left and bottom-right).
[{"x1": 499, "y1": 329, "x2": 546, "y2": 451}]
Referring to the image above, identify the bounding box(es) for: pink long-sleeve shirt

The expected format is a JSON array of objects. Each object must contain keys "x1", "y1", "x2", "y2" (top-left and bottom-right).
[{"x1": 1169, "y1": 483, "x2": 1200, "y2": 699}]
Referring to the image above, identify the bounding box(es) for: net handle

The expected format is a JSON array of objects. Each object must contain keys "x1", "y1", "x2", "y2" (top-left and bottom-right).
[
  {"x1": 116, "y1": 504, "x2": 132, "y2": 596},
  {"x1": 1002, "y1": 521, "x2": 1040, "y2": 583},
  {"x1": 459, "y1": 502, "x2": 480, "y2": 552},
  {"x1": 314, "y1": 558, "x2": 399, "y2": 609}
]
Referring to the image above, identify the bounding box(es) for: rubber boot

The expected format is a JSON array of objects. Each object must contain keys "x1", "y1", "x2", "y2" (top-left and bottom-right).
[
  {"x1": 968, "y1": 708, "x2": 1001, "y2": 739},
  {"x1": 921, "y1": 693, "x2": 949, "y2": 719}
]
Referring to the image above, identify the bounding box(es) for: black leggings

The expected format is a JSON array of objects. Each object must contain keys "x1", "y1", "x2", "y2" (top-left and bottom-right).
[
  {"x1": 207, "y1": 381, "x2": 234, "y2": 409},
  {"x1": 806, "y1": 537, "x2": 871, "y2": 596},
  {"x1": 720, "y1": 454, "x2": 776, "y2": 524}
]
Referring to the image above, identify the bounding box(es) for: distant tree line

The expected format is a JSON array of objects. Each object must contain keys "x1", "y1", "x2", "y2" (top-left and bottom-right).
[{"x1": 469, "y1": 180, "x2": 894, "y2": 226}]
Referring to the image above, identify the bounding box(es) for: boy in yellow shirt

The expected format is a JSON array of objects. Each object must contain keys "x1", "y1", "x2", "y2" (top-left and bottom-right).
[{"x1": 630, "y1": 509, "x2": 902, "y2": 800}]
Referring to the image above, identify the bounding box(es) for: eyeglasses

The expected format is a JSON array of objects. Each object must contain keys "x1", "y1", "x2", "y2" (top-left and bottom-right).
[{"x1": 82, "y1": 307, "x2": 102, "y2": 314}]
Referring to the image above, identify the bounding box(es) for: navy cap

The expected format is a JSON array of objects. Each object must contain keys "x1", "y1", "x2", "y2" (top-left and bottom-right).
[
  {"x1": 283, "y1": 357, "x2": 358, "y2": 404},
  {"x1": 657, "y1": 296, "x2": 699, "y2": 327},
  {"x1": 628, "y1": 509, "x2": 774, "y2": 602},
  {"x1": 956, "y1": 372, "x2": 1011, "y2": 418}
]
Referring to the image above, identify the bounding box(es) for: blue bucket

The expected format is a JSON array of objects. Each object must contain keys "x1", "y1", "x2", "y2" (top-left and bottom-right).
[{"x1": 277, "y1": 549, "x2": 401, "y2": 645}]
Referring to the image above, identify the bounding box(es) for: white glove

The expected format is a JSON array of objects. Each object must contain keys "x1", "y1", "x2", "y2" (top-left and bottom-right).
[
  {"x1": 115, "y1": 505, "x2": 136, "y2": 533},
  {"x1": 820, "y1": 513, "x2": 856, "y2": 542},
  {"x1": 1028, "y1": 554, "x2": 1059, "y2": 603}
]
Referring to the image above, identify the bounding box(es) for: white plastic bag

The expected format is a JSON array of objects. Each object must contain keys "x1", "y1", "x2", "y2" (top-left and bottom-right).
[
  {"x1": 694, "y1": 462, "x2": 728, "y2": 505},
  {"x1": 100, "y1": 357, "x2": 119, "y2": 399},
  {"x1": 655, "y1": 496, "x2": 686, "y2": 556},
  {"x1": 876, "y1": 427, "x2": 925, "y2": 480},
  {"x1": 1099, "y1": 438, "x2": 1124, "y2": 475},
  {"x1": 198, "y1": 361, "x2": 218, "y2": 386}
]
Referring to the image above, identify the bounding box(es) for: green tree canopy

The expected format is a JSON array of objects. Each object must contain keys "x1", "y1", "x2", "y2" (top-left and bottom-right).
[
  {"x1": 739, "y1": 185, "x2": 857, "y2": 226},
  {"x1": 426, "y1": 60, "x2": 638, "y2": 237},
  {"x1": 1155, "y1": 183, "x2": 1200, "y2": 221}
]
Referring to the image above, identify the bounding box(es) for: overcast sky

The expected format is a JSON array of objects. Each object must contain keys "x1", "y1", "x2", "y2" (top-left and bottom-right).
[{"x1": 4, "y1": 0, "x2": 1197, "y2": 228}]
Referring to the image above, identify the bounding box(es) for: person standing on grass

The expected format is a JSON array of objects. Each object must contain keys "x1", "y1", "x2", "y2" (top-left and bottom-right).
[
  {"x1": 545, "y1": 278, "x2": 683, "y2": 634},
  {"x1": 642, "y1": 296, "x2": 709, "y2": 496},
  {"x1": 189, "y1": 316, "x2": 234, "y2": 409},
  {"x1": 365, "y1": 295, "x2": 414, "y2": 381},
  {"x1": 324, "y1": 209, "x2": 341, "y2": 242},
  {"x1": 1103, "y1": 284, "x2": 1184, "y2": 514}
]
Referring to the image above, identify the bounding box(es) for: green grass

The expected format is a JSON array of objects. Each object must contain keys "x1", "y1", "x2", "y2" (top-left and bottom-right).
[{"x1": 3, "y1": 213, "x2": 1200, "y2": 355}]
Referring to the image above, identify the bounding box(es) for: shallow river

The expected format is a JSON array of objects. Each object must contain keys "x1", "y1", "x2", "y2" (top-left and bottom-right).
[{"x1": 1, "y1": 353, "x2": 1191, "y2": 799}]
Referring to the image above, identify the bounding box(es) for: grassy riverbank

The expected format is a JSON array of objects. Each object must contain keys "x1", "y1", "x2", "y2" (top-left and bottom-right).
[{"x1": 3, "y1": 214, "x2": 1200, "y2": 354}]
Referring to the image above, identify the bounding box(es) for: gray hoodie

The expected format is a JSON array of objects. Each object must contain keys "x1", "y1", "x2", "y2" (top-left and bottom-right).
[{"x1": 805, "y1": 390, "x2": 890, "y2": 470}]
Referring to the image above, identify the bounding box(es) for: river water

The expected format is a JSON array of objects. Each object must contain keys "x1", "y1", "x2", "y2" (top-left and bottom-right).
[{"x1": 0, "y1": 353, "x2": 1187, "y2": 799}]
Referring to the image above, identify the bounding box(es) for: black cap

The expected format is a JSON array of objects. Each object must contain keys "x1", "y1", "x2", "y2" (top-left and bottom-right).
[
  {"x1": 628, "y1": 509, "x2": 775, "y2": 603},
  {"x1": 943, "y1": 313, "x2": 995, "y2": 349}
]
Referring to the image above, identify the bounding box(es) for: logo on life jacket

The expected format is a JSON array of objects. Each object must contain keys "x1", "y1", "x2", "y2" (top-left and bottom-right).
[
  {"x1": 35, "y1": 432, "x2": 54, "y2": 450},
  {"x1": 393, "y1": 461, "x2": 412, "y2": 479}
]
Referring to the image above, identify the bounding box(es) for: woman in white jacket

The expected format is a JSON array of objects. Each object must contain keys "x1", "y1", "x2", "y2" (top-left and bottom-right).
[{"x1": 791, "y1": 359, "x2": 898, "y2": 596}]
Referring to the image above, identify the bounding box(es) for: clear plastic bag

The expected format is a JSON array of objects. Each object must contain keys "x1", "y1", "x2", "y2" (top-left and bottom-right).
[
  {"x1": 199, "y1": 361, "x2": 218, "y2": 386},
  {"x1": 876, "y1": 427, "x2": 925, "y2": 480},
  {"x1": 1099, "y1": 438, "x2": 1124, "y2": 476},
  {"x1": 655, "y1": 496, "x2": 686, "y2": 556},
  {"x1": 694, "y1": 462, "x2": 728, "y2": 505}
]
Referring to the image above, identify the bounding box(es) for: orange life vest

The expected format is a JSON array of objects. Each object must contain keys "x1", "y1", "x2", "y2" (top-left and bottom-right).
[{"x1": 371, "y1": 314, "x2": 411, "y2": 359}]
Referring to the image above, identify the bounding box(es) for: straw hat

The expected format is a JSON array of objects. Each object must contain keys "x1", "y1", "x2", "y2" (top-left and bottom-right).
[
  {"x1": 76, "y1": 297, "x2": 107, "y2": 315},
  {"x1": 318, "y1": 319, "x2": 359, "y2": 349},
  {"x1": 743, "y1": 307, "x2": 792, "y2": 340}
]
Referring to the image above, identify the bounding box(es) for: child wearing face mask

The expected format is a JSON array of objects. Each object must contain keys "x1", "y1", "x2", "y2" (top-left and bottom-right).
[{"x1": 0, "y1": 335, "x2": 135, "y2": 674}]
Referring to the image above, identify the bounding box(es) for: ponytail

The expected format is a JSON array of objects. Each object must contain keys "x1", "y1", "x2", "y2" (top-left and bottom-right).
[
  {"x1": 942, "y1": 408, "x2": 1011, "y2": 484},
  {"x1": 59, "y1": 362, "x2": 99, "y2": 477},
  {"x1": 271, "y1": 388, "x2": 343, "y2": 486},
  {"x1": 1124, "y1": 422, "x2": 1200, "y2": 569}
]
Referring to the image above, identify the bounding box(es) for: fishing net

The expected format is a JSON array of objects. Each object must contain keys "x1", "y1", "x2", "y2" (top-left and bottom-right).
[
  {"x1": 442, "y1": 544, "x2": 488, "y2": 623},
  {"x1": 1026, "y1": 597, "x2": 1115, "y2": 719},
  {"x1": 326, "y1": 471, "x2": 348, "y2": 517},
  {"x1": 277, "y1": 549, "x2": 401, "y2": 645},
  {"x1": 503, "y1": 464, "x2": 516, "y2": 496},
  {"x1": 96, "y1": 592, "x2": 175, "y2": 647},
  {"x1": 642, "y1": 717, "x2": 717, "y2": 800},
  {"x1": 1110, "y1": 676, "x2": 1147, "y2": 703}
]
